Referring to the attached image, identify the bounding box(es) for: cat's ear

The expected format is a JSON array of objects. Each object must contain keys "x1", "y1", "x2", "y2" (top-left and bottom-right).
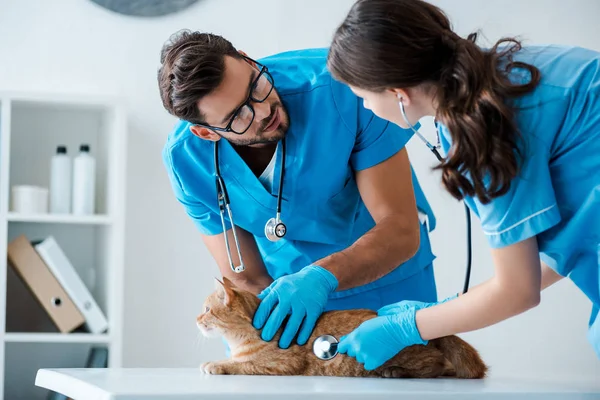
[
  {"x1": 222, "y1": 276, "x2": 238, "y2": 289},
  {"x1": 214, "y1": 277, "x2": 234, "y2": 306}
]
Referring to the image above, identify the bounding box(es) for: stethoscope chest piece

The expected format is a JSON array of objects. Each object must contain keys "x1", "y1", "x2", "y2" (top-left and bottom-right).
[
  {"x1": 265, "y1": 217, "x2": 287, "y2": 241},
  {"x1": 313, "y1": 334, "x2": 339, "y2": 361}
]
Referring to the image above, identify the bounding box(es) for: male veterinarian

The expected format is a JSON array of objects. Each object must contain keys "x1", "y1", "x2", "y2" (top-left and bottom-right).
[{"x1": 158, "y1": 30, "x2": 438, "y2": 351}]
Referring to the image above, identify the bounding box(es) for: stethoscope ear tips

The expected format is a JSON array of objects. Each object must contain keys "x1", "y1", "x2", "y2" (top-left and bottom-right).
[
  {"x1": 265, "y1": 217, "x2": 287, "y2": 242},
  {"x1": 233, "y1": 265, "x2": 245, "y2": 273}
]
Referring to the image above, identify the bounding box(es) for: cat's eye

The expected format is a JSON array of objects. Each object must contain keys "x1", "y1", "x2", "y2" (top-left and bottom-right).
[{"x1": 204, "y1": 306, "x2": 210, "y2": 313}]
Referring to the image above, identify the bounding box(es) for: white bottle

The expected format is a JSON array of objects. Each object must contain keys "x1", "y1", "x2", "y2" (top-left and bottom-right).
[
  {"x1": 50, "y1": 145, "x2": 71, "y2": 214},
  {"x1": 72, "y1": 144, "x2": 96, "y2": 215}
]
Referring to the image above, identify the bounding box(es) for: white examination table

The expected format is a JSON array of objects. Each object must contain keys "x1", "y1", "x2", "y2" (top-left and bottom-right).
[{"x1": 35, "y1": 368, "x2": 600, "y2": 400}]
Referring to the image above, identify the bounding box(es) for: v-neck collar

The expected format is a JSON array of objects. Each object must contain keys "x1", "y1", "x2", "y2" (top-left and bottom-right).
[
  {"x1": 258, "y1": 146, "x2": 278, "y2": 190},
  {"x1": 217, "y1": 137, "x2": 291, "y2": 213}
]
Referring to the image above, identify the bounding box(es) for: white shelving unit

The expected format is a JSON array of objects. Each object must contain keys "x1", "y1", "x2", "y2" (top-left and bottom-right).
[
  {"x1": 6, "y1": 212, "x2": 113, "y2": 225},
  {"x1": 4, "y1": 332, "x2": 111, "y2": 344},
  {"x1": 0, "y1": 92, "x2": 127, "y2": 400}
]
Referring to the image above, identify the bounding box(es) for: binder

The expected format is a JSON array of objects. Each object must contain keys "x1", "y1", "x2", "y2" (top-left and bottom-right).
[
  {"x1": 5, "y1": 264, "x2": 58, "y2": 333},
  {"x1": 34, "y1": 236, "x2": 109, "y2": 334},
  {"x1": 7, "y1": 235, "x2": 84, "y2": 333}
]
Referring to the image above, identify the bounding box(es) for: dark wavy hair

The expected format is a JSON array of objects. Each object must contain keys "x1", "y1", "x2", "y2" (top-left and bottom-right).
[
  {"x1": 327, "y1": 0, "x2": 541, "y2": 204},
  {"x1": 157, "y1": 30, "x2": 242, "y2": 125}
]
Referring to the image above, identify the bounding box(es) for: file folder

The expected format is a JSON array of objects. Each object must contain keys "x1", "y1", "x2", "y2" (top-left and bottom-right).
[{"x1": 7, "y1": 235, "x2": 84, "y2": 333}]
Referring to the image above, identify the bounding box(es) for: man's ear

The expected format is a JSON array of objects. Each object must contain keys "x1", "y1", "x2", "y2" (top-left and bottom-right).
[
  {"x1": 238, "y1": 50, "x2": 258, "y2": 68},
  {"x1": 190, "y1": 125, "x2": 221, "y2": 142}
]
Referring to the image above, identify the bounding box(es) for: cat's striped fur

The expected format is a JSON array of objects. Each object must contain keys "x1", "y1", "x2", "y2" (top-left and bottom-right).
[{"x1": 197, "y1": 277, "x2": 487, "y2": 378}]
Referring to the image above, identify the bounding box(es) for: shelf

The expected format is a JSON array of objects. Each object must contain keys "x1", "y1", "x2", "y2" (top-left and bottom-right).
[
  {"x1": 0, "y1": 92, "x2": 126, "y2": 399},
  {"x1": 6, "y1": 212, "x2": 112, "y2": 225},
  {"x1": 1, "y1": 91, "x2": 123, "y2": 110},
  {"x1": 4, "y1": 333, "x2": 111, "y2": 344}
]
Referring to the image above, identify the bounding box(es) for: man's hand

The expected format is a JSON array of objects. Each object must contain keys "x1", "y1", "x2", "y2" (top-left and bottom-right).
[{"x1": 252, "y1": 265, "x2": 338, "y2": 349}]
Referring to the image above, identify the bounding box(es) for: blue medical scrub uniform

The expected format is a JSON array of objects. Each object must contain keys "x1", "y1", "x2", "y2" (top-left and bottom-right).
[
  {"x1": 437, "y1": 45, "x2": 600, "y2": 358},
  {"x1": 163, "y1": 48, "x2": 438, "y2": 314}
]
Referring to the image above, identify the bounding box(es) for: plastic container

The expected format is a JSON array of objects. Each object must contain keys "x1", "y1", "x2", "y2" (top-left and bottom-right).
[
  {"x1": 50, "y1": 145, "x2": 72, "y2": 214},
  {"x1": 72, "y1": 144, "x2": 96, "y2": 215},
  {"x1": 11, "y1": 185, "x2": 48, "y2": 214}
]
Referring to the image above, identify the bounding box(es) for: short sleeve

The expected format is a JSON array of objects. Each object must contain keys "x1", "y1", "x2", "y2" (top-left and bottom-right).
[
  {"x1": 163, "y1": 145, "x2": 231, "y2": 236},
  {"x1": 465, "y1": 145, "x2": 561, "y2": 248},
  {"x1": 349, "y1": 107, "x2": 416, "y2": 171}
]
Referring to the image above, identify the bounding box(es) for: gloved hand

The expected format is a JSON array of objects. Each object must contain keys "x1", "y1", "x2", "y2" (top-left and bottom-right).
[
  {"x1": 253, "y1": 265, "x2": 338, "y2": 349},
  {"x1": 337, "y1": 305, "x2": 427, "y2": 371},
  {"x1": 377, "y1": 293, "x2": 458, "y2": 316}
]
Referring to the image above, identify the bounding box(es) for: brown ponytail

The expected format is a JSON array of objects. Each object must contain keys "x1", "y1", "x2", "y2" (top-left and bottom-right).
[{"x1": 327, "y1": 0, "x2": 541, "y2": 204}]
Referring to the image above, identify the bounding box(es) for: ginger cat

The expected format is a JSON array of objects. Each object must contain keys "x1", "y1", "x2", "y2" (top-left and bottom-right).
[{"x1": 197, "y1": 277, "x2": 488, "y2": 378}]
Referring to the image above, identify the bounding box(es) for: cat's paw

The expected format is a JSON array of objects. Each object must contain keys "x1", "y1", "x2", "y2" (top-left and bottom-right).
[
  {"x1": 380, "y1": 366, "x2": 410, "y2": 378},
  {"x1": 200, "y1": 361, "x2": 227, "y2": 375}
]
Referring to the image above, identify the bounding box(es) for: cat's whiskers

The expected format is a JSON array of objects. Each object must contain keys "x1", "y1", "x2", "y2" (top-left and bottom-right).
[
  {"x1": 194, "y1": 330, "x2": 205, "y2": 350},
  {"x1": 195, "y1": 277, "x2": 488, "y2": 378}
]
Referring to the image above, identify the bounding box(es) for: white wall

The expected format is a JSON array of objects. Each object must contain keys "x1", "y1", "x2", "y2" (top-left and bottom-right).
[{"x1": 1, "y1": 0, "x2": 599, "y2": 382}]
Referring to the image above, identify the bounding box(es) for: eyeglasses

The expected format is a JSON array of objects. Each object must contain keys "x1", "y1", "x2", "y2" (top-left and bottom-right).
[{"x1": 199, "y1": 56, "x2": 275, "y2": 135}]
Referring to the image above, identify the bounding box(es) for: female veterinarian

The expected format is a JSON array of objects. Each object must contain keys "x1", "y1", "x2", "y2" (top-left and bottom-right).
[{"x1": 328, "y1": 0, "x2": 600, "y2": 370}]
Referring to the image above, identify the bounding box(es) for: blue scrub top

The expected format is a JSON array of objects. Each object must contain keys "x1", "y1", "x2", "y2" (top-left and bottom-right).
[
  {"x1": 437, "y1": 44, "x2": 600, "y2": 356},
  {"x1": 163, "y1": 48, "x2": 436, "y2": 299}
]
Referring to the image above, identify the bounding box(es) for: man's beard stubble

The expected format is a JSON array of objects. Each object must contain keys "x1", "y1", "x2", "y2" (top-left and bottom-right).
[{"x1": 226, "y1": 102, "x2": 289, "y2": 147}]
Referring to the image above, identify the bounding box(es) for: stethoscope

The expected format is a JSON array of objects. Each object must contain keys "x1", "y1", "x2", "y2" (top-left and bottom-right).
[
  {"x1": 396, "y1": 95, "x2": 473, "y2": 296},
  {"x1": 214, "y1": 140, "x2": 340, "y2": 361},
  {"x1": 312, "y1": 96, "x2": 474, "y2": 362},
  {"x1": 213, "y1": 100, "x2": 473, "y2": 360},
  {"x1": 214, "y1": 139, "x2": 288, "y2": 274}
]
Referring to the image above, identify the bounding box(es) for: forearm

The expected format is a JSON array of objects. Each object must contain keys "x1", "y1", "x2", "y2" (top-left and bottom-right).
[
  {"x1": 317, "y1": 215, "x2": 420, "y2": 291},
  {"x1": 202, "y1": 228, "x2": 273, "y2": 296},
  {"x1": 416, "y1": 237, "x2": 543, "y2": 340},
  {"x1": 416, "y1": 260, "x2": 559, "y2": 339},
  {"x1": 228, "y1": 274, "x2": 273, "y2": 295},
  {"x1": 416, "y1": 276, "x2": 540, "y2": 340}
]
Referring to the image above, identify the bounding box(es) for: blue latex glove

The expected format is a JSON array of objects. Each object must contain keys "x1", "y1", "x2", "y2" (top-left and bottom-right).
[
  {"x1": 337, "y1": 305, "x2": 427, "y2": 371},
  {"x1": 377, "y1": 293, "x2": 458, "y2": 316},
  {"x1": 253, "y1": 265, "x2": 338, "y2": 349}
]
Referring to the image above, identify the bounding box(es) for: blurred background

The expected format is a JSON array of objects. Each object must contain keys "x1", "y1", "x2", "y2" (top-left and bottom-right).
[{"x1": 0, "y1": 0, "x2": 599, "y2": 398}]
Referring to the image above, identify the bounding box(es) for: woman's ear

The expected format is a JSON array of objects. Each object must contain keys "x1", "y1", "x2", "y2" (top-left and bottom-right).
[
  {"x1": 190, "y1": 125, "x2": 220, "y2": 142},
  {"x1": 390, "y1": 89, "x2": 411, "y2": 106}
]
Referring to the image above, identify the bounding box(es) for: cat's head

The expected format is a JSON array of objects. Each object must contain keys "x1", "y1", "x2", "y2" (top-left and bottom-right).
[{"x1": 196, "y1": 277, "x2": 259, "y2": 338}]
